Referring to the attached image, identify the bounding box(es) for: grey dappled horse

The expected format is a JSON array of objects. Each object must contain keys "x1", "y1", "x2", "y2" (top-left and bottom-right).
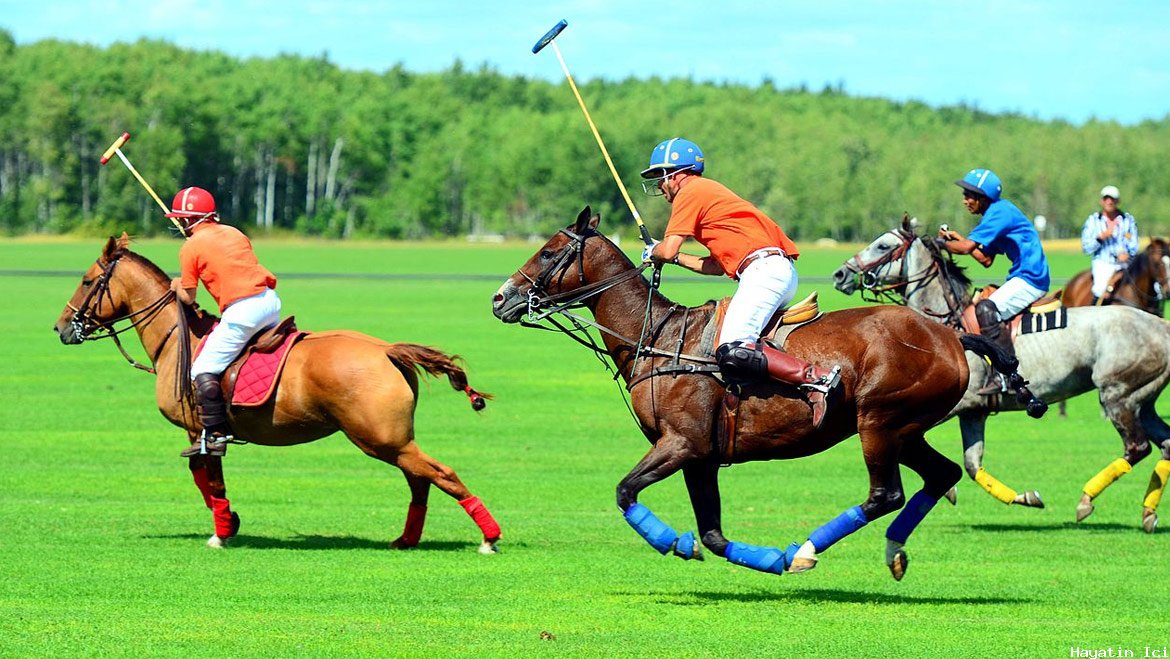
[{"x1": 832, "y1": 218, "x2": 1170, "y2": 532}]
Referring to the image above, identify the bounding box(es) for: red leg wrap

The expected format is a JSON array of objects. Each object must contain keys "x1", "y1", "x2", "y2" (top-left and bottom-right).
[
  {"x1": 401, "y1": 503, "x2": 427, "y2": 547},
  {"x1": 191, "y1": 467, "x2": 214, "y2": 509},
  {"x1": 211, "y1": 496, "x2": 235, "y2": 539},
  {"x1": 459, "y1": 496, "x2": 501, "y2": 541}
]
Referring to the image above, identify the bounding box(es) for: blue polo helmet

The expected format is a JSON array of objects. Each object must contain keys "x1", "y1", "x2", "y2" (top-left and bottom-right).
[
  {"x1": 640, "y1": 138, "x2": 705, "y2": 178},
  {"x1": 955, "y1": 168, "x2": 1002, "y2": 202}
]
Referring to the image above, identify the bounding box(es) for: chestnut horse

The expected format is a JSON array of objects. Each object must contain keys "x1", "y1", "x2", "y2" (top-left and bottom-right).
[
  {"x1": 1062, "y1": 238, "x2": 1169, "y2": 314},
  {"x1": 832, "y1": 219, "x2": 1170, "y2": 532},
  {"x1": 492, "y1": 208, "x2": 1016, "y2": 580},
  {"x1": 53, "y1": 235, "x2": 502, "y2": 553}
]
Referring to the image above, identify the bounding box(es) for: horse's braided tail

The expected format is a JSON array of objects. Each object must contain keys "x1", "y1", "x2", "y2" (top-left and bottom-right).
[
  {"x1": 384, "y1": 343, "x2": 491, "y2": 411},
  {"x1": 959, "y1": 333, "x2": 1018, "y2": 374}
]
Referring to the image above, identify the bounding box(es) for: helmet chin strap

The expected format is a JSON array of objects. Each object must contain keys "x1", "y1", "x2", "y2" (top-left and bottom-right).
[{"x1": 180, "y1": 213, "x2": 217, "y2": 235}]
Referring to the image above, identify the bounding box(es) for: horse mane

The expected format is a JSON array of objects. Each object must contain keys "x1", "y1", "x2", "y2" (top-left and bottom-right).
[
  {"x1": 918, "y1": 236, "x2": 972, "y2": 289},
  {"x1": 117, "y1": 247, "x2": 220, "y2": 334}
]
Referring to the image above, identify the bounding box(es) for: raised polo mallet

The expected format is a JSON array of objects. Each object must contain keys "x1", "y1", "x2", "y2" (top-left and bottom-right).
[
  {"x1": 532, "y1": 20, "x2": 654, "y2": 246},
  {"x1": 100, "y1": 132, "x2": 183, "y2": 232}
]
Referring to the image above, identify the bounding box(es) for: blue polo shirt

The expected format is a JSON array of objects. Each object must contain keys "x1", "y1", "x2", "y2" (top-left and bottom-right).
[{"x1": 966, "y1": 199, "x2": 1050, "y2": 290}]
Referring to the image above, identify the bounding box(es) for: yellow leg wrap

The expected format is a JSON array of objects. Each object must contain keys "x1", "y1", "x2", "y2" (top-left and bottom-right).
[
  {"x1": 1142, "y1": 460, "x2": 1170, "y2": 510},
  {"x1": 975, "y1": 467, "x2": 1018, "y2": 504},
  {"x1": 1083, "y1": 458, "x2": 1133, "y2": 499}
]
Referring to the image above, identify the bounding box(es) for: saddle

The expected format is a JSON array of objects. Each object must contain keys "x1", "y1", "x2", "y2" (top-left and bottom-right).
[
  {"x1": 958, "y1": 287, "x2": 1066, "y2": 339},
  {"x1": 194, "y1": 316, "x2": 306, "y2": 408},
  {"x1": 710, "y1": 291, "x2": 822, "y2": 353}
]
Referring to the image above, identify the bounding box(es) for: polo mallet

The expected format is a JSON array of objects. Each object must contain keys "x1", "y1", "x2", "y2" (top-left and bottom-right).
[
  {"x1": 100, "y1": 132, "x2": 183, "y2": 232},
  {"x1": 532, "y1": 20, "x2": 654, "y2": 246}
]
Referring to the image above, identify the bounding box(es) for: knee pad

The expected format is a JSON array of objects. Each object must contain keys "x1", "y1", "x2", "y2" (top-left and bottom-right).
[
  {"x1": 974, "y1": 299, "x2": 1001, "y2": 328},
  {"x1": 716, "y1": 341, "x2": 767, "y2": 380},
  {"x1": 194, "y1": 373, "x2": 225, "y2": 404}
]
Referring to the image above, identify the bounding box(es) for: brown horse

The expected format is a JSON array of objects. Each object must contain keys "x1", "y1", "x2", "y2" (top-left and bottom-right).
[
  {"x1": 1062, "y1": 238, "x2": 1170, "y2": 314},
  {"x1": 53, "y1": 234, "x2": 501, "y2": 553},
  {"x1": 492, "y1": 208, "x2": 1015, "y2": 580}
]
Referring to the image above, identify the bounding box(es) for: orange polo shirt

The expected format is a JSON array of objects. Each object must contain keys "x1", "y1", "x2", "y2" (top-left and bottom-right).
[
  {"x1": 179, "y1": 222, "x2": 277, "y2": 311},
  {"x1": 664, "y1": 177, "x2": 799, "y2": 277}
]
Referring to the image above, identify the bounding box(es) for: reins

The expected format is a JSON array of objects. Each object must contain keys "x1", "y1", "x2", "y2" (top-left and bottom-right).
[{"x1": 67, "y1": 255, "x2": 180, "y2": 375}]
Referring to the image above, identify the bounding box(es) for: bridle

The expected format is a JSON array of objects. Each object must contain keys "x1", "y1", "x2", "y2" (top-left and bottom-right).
[
  {"x1": 841, "y1": 229, "x2": 969, "y2": 329},
  {"x1": 66, "y1": 255, "x2": 178, "y2": 373},
  {"x1": 517, "y1": 227, "x2": 718, "y2": 386}
]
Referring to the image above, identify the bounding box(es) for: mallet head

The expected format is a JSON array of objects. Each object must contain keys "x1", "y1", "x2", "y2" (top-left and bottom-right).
[
  {"x1": 532, "y1": 19, "x2": 568, "y2": 54},
  {"x1": 100, "y1": 132, "x2": 131, "y2": 165}
]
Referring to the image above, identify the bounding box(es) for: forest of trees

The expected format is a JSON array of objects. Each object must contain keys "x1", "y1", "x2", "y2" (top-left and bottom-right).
[{"x1": 2, "y1": 29, "x2": 1169, "y2": 242}]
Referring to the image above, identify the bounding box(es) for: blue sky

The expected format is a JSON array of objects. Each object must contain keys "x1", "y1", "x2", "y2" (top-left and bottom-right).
[{"x1": 3, "y1": 0, "x2": 1169, "y2": 125}]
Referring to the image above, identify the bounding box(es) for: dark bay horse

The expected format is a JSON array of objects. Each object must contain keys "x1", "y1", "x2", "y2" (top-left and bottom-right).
[
  {"x1": 492, "y1": 208, "x2": 1011, "y2": 580},
  {"x1": 53, "y1": 234, "x2": 502, "y2": 552},
  {"x1": 1063, "y1": 238, "x2": 1169, "y2": 314},
  {"x1": 832, "y1": 219, "x2": 1170, "y2": 532}
]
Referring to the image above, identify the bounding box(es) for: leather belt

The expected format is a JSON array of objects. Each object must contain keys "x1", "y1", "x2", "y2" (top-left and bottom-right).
[{"x1": 735, "y1": 248, "x2": 789, "y2": 278}]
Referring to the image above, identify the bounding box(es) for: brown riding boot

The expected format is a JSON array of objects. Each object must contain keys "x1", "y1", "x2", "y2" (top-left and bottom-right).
[
  {"x1": 180, "y1": 373, "x2": 234, "y2": 458},
  {"x1": 716, "y1": 342, "x2": 842, "y2": 428}
]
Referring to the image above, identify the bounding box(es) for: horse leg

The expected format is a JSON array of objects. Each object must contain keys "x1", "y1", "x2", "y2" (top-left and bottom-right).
[
  {"x1": 883, "y1": 433, "x2": 963, "y2": 581},
  {"x1": 787, "y1": 429, "x2": 903, "y2": 575},
  {"x1": 389, "y1": 473, "x2": 430, "y2": 549},
  {"x1": 681, "y1": 461, "x2": 723, "y2": 561},
  {"x1": 960, "y1": 412, "x2": 1043, "y2": 508},
  {"x1": 617, "y1": 436, "x2": 703, "y2": 560},
  {"x1": 1077, "y1": 394, "x2": 1150, "y2": 522},
  {"x1": 1139, "y1": 405, "x2": 1170, "y2": 533},
  {"x1": 392, "y1": 443, "x2": 501, "y2": 554},
  {"x1": 190, "y1": 453, "x2": 239, "y2": 548}
]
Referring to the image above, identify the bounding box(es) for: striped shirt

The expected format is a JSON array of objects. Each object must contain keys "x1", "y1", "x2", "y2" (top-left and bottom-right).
[{"x1": 1081, "y1": 211, "x2": 1138, "y2": 265}]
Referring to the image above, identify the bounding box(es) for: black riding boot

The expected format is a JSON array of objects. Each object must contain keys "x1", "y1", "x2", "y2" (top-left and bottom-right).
[
  {"x1": 975, "y1": 299, "x2": 1015, "y2": 395},
  {"x1": 716, "y1": 341, "x2": 842, "y2": 429},
  {"x1": 180, "y1": 373, "x2": 233, "y2": 458}
]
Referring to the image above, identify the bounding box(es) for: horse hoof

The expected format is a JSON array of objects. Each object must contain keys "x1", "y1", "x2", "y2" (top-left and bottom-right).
[
  {"x1": 943, "y1": 487, "x2": 957, "y2": 505},
  {"x1": 1142, "y1": 509, "x2": 1158, "y2": 534},
  {"x1": 1014, "y1": 491, "x2": 1044, "y2": 508},
  {"x1": 1075, "y1": 500, "x2": 1095, "y2": 522},
  {"x1": 207, "y1": 534, "x2": 227, "y2": 549},
  {"x1": 478, "y1": 539, "x2": 500, "y2": 555},
  {"x1": 888, "y1": 548, "x2": 909, "y2": 581},
  {"x1": 389, "y1": 537, "x2": 418, "y2": 550},
  {"x1": 228, "y1": 511, "x2": 241, "y2": 538},
  {"x1": 787, "y1": 556, "x2": 817, "y2": 573}
]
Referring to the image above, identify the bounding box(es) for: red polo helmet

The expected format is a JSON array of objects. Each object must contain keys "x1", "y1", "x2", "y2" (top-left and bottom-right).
[{"x1": 165, "y1": 187, "x2": 217, "y2": 218}]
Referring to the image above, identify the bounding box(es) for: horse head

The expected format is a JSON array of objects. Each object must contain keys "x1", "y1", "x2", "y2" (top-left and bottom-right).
[
  {"x1": 492, "y1": 206, "x2": 637, "y2": 324},
  {"x1": 54, "y1": 233, "x2": 137, "y2": 344},
  {"x1": 832, "y1": 215, "x2": 919, "y2": 298}
]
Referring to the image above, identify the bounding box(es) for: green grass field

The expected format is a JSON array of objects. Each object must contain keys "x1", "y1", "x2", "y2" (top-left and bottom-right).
[{"x1": 2, "y1": 235, "x2": 1166, "y2": 657}]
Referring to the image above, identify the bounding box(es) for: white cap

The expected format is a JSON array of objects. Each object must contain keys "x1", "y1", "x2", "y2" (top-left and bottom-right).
[{"x1": 1100, "y1": 185, "x2": 1120, "y2": 199}]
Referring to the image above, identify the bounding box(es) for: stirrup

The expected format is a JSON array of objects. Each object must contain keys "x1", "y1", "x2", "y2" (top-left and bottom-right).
[
  {"x1": 180, "y1": 429, "x2": 234, "y2": 458},
  {"x1": 976, "y1": 373, "x2": 1007, "y2": 396},
  {"x1": 800, "y1": 365, "x2": 841, "y2": 395}
]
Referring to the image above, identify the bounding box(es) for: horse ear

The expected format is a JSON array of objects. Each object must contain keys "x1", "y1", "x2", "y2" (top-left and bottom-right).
[
  {"x1": 117, "y1": 232, "x2": 131, "y2": 251},
  {"x1": 575, "y1": 206, "x2": 599, "y2": 233},
  {"x1": 901, "y1": 212, "x2": 914, "y2": 233},
  {"x1": 101, "y1": 236, "x2": 119, "y2": 262}
]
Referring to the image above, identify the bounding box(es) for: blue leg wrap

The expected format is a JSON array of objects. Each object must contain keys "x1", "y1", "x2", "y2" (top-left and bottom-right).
[
  {"x1": 724, "y1": 541, "x2": 800, "y2": 575},
  {"x1": 623, "y1": 503, "x2": 679, "y2": 555},
  {"x1": 673, "y1": 531, "x2": 698, "y2": 560},
  {"x1": 808, "y1": 505, "x2": 869, "y2": 553},
  {"x1": 885, "y1": 490, "x2": 939, "y2": 544}
]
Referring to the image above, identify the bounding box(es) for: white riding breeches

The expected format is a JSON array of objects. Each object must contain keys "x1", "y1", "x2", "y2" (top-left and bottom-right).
[
  {"x1": 987, "y1": 277, "x2": 1046, "y2": 320},
  {"x1": 718, "y1": 253, "x2": 798, "y2": 346},
  {"x1": 1090, "y1": 259, "x2": 1123, "y2": 298},
  {"x1": 191, "y1": 288, "x2": 282, "y2": 378}
]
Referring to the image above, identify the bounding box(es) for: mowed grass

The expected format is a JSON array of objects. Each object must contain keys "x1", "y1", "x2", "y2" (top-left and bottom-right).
[{"x1": 1, "y1": 235, "x2": 1165, "y2": 657}]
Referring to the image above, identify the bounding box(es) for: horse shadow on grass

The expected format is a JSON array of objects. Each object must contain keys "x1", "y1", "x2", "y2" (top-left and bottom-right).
[
  {"x1": 146, "y1": 533, "x2": 494, "y2": 552},
  {"x1": 617, "y1": 588, "x2": 1030, "y2": 606}
]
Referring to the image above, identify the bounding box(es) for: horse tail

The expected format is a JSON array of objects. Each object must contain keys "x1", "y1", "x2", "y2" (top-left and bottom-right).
[{"x1": 384, "y1": 343, "x2": 491, "y2": 411}]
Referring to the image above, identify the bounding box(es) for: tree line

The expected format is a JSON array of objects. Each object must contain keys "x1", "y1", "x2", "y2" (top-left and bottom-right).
[{"x1": 2, "y1": 29, "x2": 1168, "y2": 242}]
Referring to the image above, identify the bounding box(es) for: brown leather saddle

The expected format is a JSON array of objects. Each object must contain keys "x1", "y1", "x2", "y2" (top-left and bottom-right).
[{"x1": 711, "y1": 291, "x2": 822, "y2": 352}]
